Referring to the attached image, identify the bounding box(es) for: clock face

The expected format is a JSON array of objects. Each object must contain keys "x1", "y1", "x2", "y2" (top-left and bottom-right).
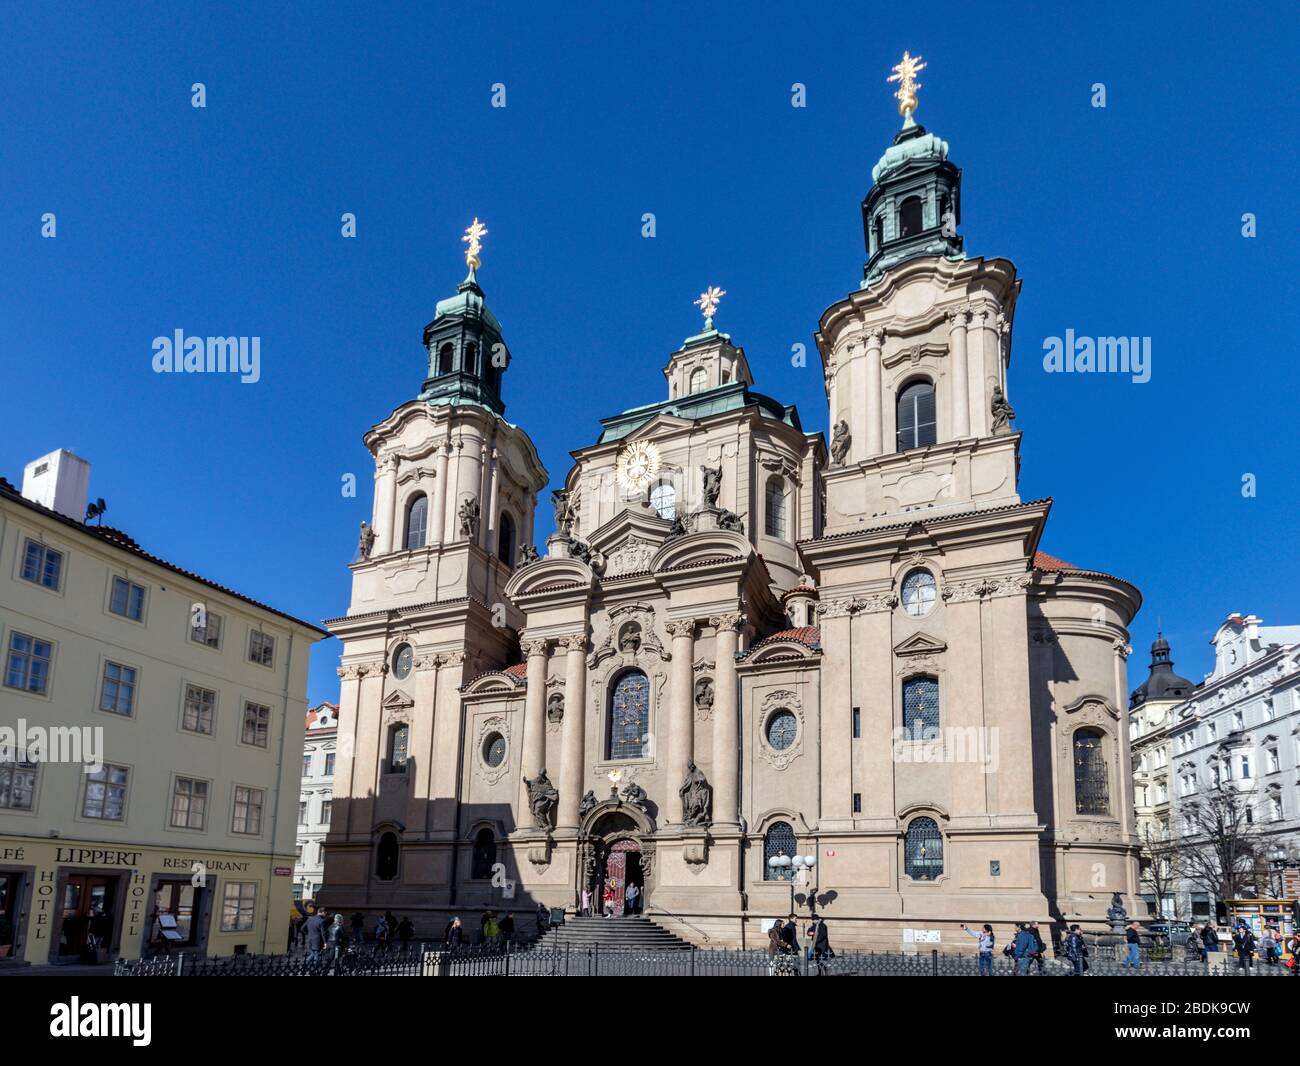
[{"x1": 616, "y1": 440, "x2": 661, "y2": 494}]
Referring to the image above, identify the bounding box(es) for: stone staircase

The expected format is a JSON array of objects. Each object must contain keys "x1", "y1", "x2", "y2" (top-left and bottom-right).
[{"x1": 531, "y1": 915, "x2": 693, "y2": 952}]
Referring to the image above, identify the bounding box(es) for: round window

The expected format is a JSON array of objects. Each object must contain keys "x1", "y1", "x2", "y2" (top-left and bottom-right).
[
  {"x1": 901, "y1": 569, "x2": 937, "y2": 618},
  {"x1": 392, "y1": 643, "x2": 414, "y2": 680},
  {"x1": 483, "y1": 733, "x2": 506, "y2": 768},
  {"x1": 766, "y1": 709, "x2": 797, "y2": 751}
]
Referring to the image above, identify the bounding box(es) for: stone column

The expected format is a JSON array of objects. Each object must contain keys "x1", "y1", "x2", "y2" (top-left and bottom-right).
[
  {"x1": 710, "y1": 613, "x2": 743, "y2": 828},
  {"x1": 946, "y1": 308, "x2": 971, "y2": 439},
  {"x1": 664, "y1": 619, "x2": 697, "y2": 825},
  {"x1": 333, "y1": 664, "x2": 364, "y2": 837},
  {"x1": 486, "y1": 447, "x2": 500, "y2": 555},
  {"x1": 865, "y1": 328, "x2": 885, "y2": 455},
  {"x1": 556, "y1": 633, "x2": 588, "y2": 830},
  {"x1": 971, "y1": 306, "x2": 1000, "y2": 438},
  {"x1": 373, "y1": 456, "x2": 397, "y2": 554},
  {"x1": 476, "y1": 434, "x2": 493, "y2": 550},
  {"x1": 430, "y1": 440, "x2": 450, "y2": 547},
  {"x1": 519, "y1": 638, "x2": 550, "y2": 822},
  {"x1": 847, "y1": 340, "x2": 866, "y2": 466}
]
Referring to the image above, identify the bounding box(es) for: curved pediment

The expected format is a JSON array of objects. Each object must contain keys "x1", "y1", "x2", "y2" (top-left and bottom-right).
[
  {"x1": 651, "y1": 528, "x2": 752, "y2": 574},
  {"x1": 746, "y1": 639, "x2": 821, "y2": 665},
  {"x1": 504, "y1": 556, "x2": 595, "y2": 599},
  {"x1": 461, "y1": 672, "x2": 525, "y2": 697}
]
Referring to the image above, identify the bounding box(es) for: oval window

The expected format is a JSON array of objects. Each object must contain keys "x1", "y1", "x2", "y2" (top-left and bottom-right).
[
  {"x1": 766, "y1": 709, "x2": 797, "y2": 751},
  {"x1": 483, "y1": 732, "x2": 506, "y2": 768},
  {"x1": 901, "y1": 569, "x2": 937, "y2": 617},
  {"x1": 392, "y1": 643, "x2": 414, "y2": 680}
]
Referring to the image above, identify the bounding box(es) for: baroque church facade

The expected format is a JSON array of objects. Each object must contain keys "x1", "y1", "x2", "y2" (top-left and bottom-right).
[{"x1": 320, "y1": 73, "x2": 1143, "y2": 949}]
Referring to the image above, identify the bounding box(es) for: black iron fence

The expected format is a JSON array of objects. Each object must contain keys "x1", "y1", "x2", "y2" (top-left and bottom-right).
[{"x1": 113, "y1": 942, "x2": 1298, "y2": 978}]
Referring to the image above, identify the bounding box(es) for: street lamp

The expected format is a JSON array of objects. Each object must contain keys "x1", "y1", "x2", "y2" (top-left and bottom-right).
[{"x1": 768, "y1": 851, "x2": 817, "y2": 913}]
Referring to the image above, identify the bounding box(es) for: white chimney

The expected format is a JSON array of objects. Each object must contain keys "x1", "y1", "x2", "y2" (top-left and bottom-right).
[{"x1": 22, "y1": 449, "x2": 91, "y2": 521}]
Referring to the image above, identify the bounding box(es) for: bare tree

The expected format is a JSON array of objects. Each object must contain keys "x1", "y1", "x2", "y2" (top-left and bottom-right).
[
  {"x1": 1180, "y1": 784, "x2": 1265, "y2": 903},
  {"x1": 1138, "y1": 826, "x2": 1182, "y2": 919}
]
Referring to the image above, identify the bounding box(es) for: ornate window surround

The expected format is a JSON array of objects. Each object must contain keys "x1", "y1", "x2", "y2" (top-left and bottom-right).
[
  {"x1": 590, "y1": 655, "x2": 665, "y2": 771},
  {"x1": 473, "y1": 714, "x2": 513, "y2": 786},
  {"x1": 897, "y1": 805, "x2": 950, "y2": 887},
  {"x1": 1059, "y1": 694, "x2": 1122, "y2": 829},
  {"x1": 756, "y1": 688, "x2": 805, "y2": 771}
]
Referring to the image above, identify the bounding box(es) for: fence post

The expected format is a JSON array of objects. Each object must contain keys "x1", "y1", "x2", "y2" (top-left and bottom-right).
[
  {"x1": 565, "y1": 942, "x2": 570, "y2": 977},
  {"x1": 504, "y1": 937, "x2": 511, "y2": 977},
  {"x1": 594, "y1": 942, "x2": 599, "y2": 977},
  {"x1": 931, "y1": 949, "x2": 939, "y2": 976},
  {"x1": 690, "y1": 945, "x2": 696, "y2": 977},
  {"x1": 175, "y1": 952, "x2": 185, "y2": 977}
]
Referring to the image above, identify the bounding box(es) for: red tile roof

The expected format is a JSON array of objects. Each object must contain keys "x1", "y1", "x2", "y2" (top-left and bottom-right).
[
  {"x1": 740, "y1": 626, "x2": 822, "y2": 659},
  {"x1": 503, "y1": 663, "x2": 529, "y2": 678},
  {"x1": 1033, "y1": 551, "x2": 1079, "y2": 572}
]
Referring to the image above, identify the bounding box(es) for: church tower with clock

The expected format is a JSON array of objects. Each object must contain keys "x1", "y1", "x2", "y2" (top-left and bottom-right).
[{"x1": 321, "y1": 59, "x2": 1143, "y2": 950}]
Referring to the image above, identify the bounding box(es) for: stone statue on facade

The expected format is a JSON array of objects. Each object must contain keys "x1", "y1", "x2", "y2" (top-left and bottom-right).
[
  {"x1": 618, "y1": 624, "x2": 642, "y2": 653},
  {"x1": 716, "y1": 509, "x2": 744, "y2": 533},
  {"x1": 679, "y1": 760, "x2": 712, "y2": 827},
  {"x1": 701, "y1": 465, "x2": 723, "y2": 508},
  {"x1": 620, "y1": 781, "x2": 649, "y2": 810},
  {"x1": 577, "y1": 789, "x2": 597, "y2": 821},
  {"x1": 991, "y1": 386, "x2": 1016, "y2": 435},
  {"x1": 523, "y1": 768, "x2": 559, "y2": 830},
  {"x1": 830, "y1": 420, "x2": 851, "y2": 466},
  {"x1": 552, "y1": 489, "x2": 578, "y2": 536},
  {"x1": 357, "y1": 520, "x2": 376, "y2": 560},
  {"x1": 1106, "y1": 891, "x2": 1127, "y2": 933},
  {"x1": 458, "y1": 495, "x2": 480, "y2": 539},
  {"x1": 667, "y1": 512, "x2": 691, "y2": 539},
  {"x1": 518, "y1": 543, "x2": 540, "y2": 566},
  {"x1": 694, "y1": 678, "x2": 714, "y2": 712},
  {"x1": 547, "y1": 692, "x2": 565, "y2": 724}
]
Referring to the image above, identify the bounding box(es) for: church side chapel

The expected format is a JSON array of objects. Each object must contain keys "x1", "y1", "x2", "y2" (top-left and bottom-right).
[{"x1": 321, "y1": 55, "x2": 1142, "y2": 950}]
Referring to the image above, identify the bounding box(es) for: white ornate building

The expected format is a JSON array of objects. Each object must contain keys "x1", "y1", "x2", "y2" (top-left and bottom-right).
[
  {"x1": 319, "y1": 72, "x2": 1143, "y2": 950},
  {"x1": 294, "y1": 702, "x2": 338, "y2": 903},
  {"x1": 1139, "y1": 614, "x2": 1300, "y2": 917}
]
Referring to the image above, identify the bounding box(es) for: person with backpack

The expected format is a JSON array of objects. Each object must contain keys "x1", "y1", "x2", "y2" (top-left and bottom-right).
[
  {"x1": 396, "y1": 916, "x2": 414, "y2": 952},
  {"x1": 374, "y1": 913, "x2": 391, "y2": 953},
  {"x1": 960, "y1": 922, "x2": 995, "y2": 976},
  {"x1": 1028, "y1": 921, "x2": 1047, "y2": 974},
  {"x1": 1063, "y1": 924, "x2": 1089, "y2": 976}
]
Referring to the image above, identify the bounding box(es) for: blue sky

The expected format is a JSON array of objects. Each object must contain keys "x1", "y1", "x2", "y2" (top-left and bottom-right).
[{"x1": 1, "y1": 1, "x2": 1295, "y2": 705}]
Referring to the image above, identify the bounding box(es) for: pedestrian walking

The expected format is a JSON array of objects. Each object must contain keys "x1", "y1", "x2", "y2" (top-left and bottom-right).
[
  {"x1": 326, "y1": 913, "x2": 346, "y2": 968},
  {"x1": 1029, "y1": 921, "x2": 1046, "y2": 974},
  {"x1": 350, "y1": 911, "x2": 365, "y2": 945},
  {"x1": 303, "y1": 910, "x2": 328, "y2": 964},
  {"x1": 580, "y1": 887, "x2": 592, "y2": 916},
  {"x1": 444, "y1": 914, "x2": 465, "y2": 950},
  {"x1": 397, "y1": 916, "x2": 414, "y2": 952},
  {"x1": 374, "y1": 914, "x2": 391, "y2": 953},
  {"x1": 1232, "y1": 922, "x2": 1256, "y2": 971},
  {"x1": 1063, "y1": 924, "x2": 1089, "y2": 976},
  {"x1": 961, "y1": 923, "x2": 995, "y2": 976},
  {"x1": 1122, "y1": 920, "x2": 1142, "y2": 968},
  {"x1": 625, "y1": 883, "x2": 641, "y2": 915},
  {"x1": 1261, "y1": 927, "x2": 1279, "y2": 965},
  {"x1": 807, "y1": 913, "x2": 833, "y2": 974},
  {"x1": 1012, "y1": 923, "x2": 1037, "y2": 976},
  {"x1": 1201, "y1": 922, "x2": 1220, "y2": 954},
  {"x1": 499, "y1": 912, "x2": 515, "y2": 945}
]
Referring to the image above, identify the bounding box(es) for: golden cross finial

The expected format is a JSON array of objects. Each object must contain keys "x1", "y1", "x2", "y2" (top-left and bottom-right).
[
  {"x1": 462, "y1": 217, "x2": 488, "y2": 272},
  {"x1": 694, "y1": 285, "x2": 726, "y2": 326},
  {"x1": 888, "y1": 51, "x2": 927, "y2": 118}
]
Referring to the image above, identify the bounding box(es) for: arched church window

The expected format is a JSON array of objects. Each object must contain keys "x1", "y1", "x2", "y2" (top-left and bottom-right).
[
  {"x1": 497, "y1": 512, "x2": 516, "y2": 566},
  {"x1": 388, "y1": 723, "x2": 409, "y2": 773},
  {"x1": 873, "y1": 213, "x2": 885, "y2": 252},
  {"x1": 764, "y1": 821, "x2": 797, "y2": 881},
  {"x1": 375, "y1": 831, "x2": 399, "y2": 881},
  {"x1": 650, "y1": 481, "x2": 676, "y2": 520},
  {"x1": 688, "y1": 367, "x2": 707, "y2": 394},
  {"x1": 902, "y1": 676, "x2": 939, "y2": 739},
  {"x1": 471, "y1": 828, "x2": 496, "y2": 879},
  {"x1": 1073, "y1": 728, "x2": 1110, "y2": 815},
  {"x1": 904, "y1": 817, "x2": 943, "y2": 880},
  {"x1": 899, "y1": 196, "x2": 924, "y2": 238},
  {"x1": 438, "y1": 343, "x2": 454, "y2": 375},
  {"x1": 764, "y1": 476, "x2": 786, "y2": 539},
  {"x1": 608, "y1": 670, "x2": 650, "y2": 760},
  {"x1": 404, "y1": 494, "x2": 428, "y2": 550},
  {"x1": 896, "y1": 380, "x2": 936, "y2": 452},
  {"x1": 900, "y1": 569, "x2": 937, "y2": 617},
  {"x1": 464, "y1": 343, "x2": 478, "y2": 376}
]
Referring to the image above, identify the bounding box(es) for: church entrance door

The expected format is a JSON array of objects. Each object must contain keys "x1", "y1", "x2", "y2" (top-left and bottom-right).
[{"x1": 602, "y1": 838, "x2": 642, "y2": 917}]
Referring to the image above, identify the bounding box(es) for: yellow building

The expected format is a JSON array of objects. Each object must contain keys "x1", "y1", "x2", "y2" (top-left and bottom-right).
[{"x1": 0, "y1": 450, "x2": 325, "y2": 965}]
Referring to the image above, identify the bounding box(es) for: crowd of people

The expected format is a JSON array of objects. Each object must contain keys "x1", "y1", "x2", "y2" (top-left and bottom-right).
[
  {"x1": 956, "y1": 917, "x2": 1300, "y2": 974},
  {"x1": 765, "y1": 913, "x2": 833, "y2": 974}
]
